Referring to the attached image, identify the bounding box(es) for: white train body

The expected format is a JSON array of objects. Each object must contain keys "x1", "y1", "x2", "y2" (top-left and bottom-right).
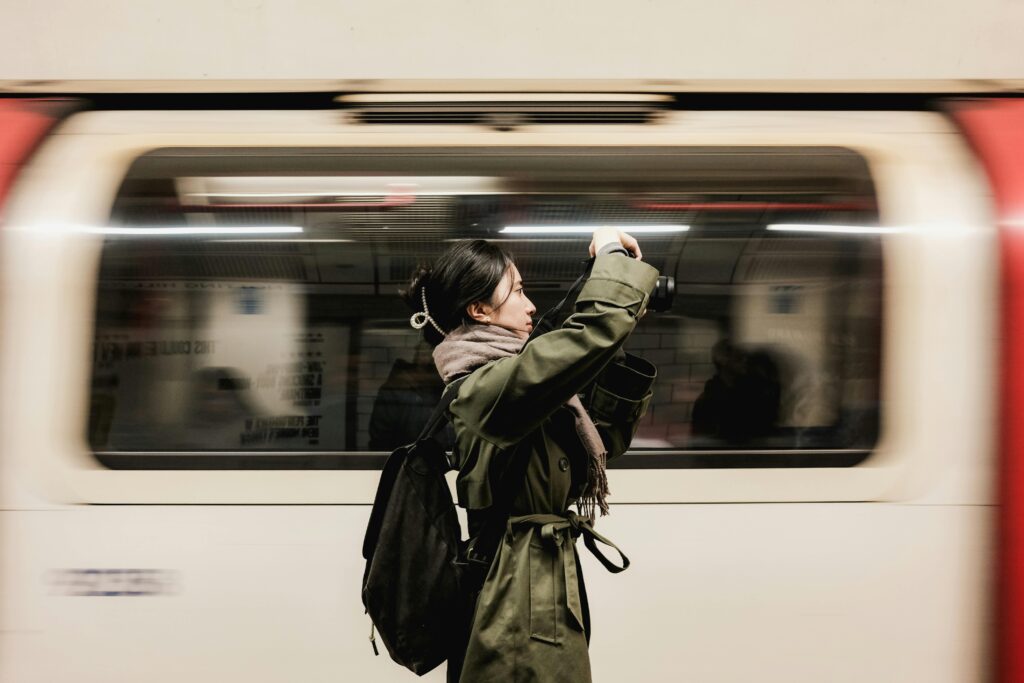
[{"x1": 0, "y1": 95, "x2": 1013, "y2": 682}]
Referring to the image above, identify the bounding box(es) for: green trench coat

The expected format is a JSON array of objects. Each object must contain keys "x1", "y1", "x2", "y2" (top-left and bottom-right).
[{"x1": 448, "y1": 254, "x2": 660, "y2": 683}]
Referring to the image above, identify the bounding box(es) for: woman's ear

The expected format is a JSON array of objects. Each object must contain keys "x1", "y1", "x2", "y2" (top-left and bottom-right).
[{"x1": 466, "y1": 301, "x2": 492, "y2": 324}]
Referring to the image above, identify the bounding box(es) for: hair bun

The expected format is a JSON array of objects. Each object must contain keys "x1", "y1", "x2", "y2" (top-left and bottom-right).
[{"x1": 401, "y1": 265, "x2": 432, "y2": 312}]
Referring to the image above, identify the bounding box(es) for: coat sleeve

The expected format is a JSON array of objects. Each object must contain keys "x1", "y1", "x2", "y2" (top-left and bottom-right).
[
  {"x1": 450, "y1": 254, "x2": 659, "y2": 448},
  {"x1": 586, "y1": 353, "x2": 657, "y2": 460}
]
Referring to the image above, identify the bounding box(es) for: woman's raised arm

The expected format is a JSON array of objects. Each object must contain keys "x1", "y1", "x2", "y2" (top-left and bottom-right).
[{"x1": 450, "y1": 252, "x2": 659, "y2": 447}]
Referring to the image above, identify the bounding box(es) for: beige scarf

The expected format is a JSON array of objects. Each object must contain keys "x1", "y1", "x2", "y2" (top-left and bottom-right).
[{"x1": 433, "y1": 323, "x2": 610, "y2": 518}]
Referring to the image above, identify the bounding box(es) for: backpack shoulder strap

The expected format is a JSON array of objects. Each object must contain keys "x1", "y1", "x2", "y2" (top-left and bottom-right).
[
  {"x1": 415, "y1": 374, "x2": 469, "y2": 443},
  {"x1": 362, "y1": 374, "x2": 468, "y2": 563}
]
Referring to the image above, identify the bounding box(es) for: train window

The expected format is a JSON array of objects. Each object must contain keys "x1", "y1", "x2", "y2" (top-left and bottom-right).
[{"x1": 89, "y1": 147, "x2": 881, "y2": 469}]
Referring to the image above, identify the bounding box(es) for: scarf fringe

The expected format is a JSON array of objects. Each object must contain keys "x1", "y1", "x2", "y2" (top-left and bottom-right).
[{"x1": 576, "y1": 423, "x2": 611, "y2": 519}]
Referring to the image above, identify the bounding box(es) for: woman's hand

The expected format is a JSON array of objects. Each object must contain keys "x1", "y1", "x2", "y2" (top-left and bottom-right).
[{"x1": 589, "y1": 228, "x2": 643, "y2": 261}]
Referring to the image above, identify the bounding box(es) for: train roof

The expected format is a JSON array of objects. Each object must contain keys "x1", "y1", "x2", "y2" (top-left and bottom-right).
[{"x1": 2, "y1": 79, "x2": 1024, "y2": 95}]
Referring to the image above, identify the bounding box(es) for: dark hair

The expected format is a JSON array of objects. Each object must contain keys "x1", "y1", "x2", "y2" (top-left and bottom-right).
[{"x1": 403, "y1": 240, "x2": 515, "y2": 346}]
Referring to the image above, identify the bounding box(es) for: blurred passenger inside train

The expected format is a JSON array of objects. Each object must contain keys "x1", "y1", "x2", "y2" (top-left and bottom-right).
[
  {"x1": 368, "y1": 341, "x2": 451, "y2": 451},
  {"x1": 691, "y1": 339, "x2": 782, "y2": 444}
]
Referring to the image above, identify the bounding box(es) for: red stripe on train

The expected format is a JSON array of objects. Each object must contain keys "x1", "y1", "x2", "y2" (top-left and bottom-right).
[
  {"x1": 954, "y1": 98, "x2": 1024, "y2": 683},
  {"x1": 0, "y1": 99, "x2": 74, "y2": 215}
]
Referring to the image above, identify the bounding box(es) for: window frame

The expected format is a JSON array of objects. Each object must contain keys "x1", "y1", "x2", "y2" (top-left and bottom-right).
[{"x1": 90, "y1": 144, "x2": 883, "y2": 471}]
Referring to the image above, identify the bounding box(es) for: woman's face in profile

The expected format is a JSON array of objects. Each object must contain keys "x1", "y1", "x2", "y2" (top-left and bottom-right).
[{"x1": 488, "y1": 265, "x2": 536, "y2": 339}]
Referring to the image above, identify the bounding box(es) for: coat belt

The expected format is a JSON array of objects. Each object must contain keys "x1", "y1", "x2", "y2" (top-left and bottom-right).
[{"x1": 506, "y1": 511, "x2": 630, "y2": 644}]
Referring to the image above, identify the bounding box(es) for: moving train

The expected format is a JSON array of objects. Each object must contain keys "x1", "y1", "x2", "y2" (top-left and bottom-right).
[{"x1": 0, "y1": 87, "x2": 1022, "y2": 682}]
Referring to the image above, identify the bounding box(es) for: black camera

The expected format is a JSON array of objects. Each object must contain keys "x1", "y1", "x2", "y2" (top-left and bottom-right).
[
  {"x1": 649, "y1": 275, "x2": 675, "y2": 313},
  {"x1": 620, "y1": 248, "x2": 673, "y2": 313},
  {"x1": 528, "y1": 257, "x2": 675, "y2": 342}
]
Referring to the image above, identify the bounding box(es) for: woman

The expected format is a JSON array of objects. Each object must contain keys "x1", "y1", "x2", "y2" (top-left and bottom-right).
[{"x1": 404, "y1": 228, "x2": 659, "y2": 683}]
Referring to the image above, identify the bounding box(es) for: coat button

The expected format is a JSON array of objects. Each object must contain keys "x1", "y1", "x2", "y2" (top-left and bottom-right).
[{"x1": 558, "y1": 457, "x2": 570, "y2": 472}]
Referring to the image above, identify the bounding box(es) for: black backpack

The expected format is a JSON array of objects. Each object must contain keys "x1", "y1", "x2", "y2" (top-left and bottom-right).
[
  {"x1": 360, "y1": 375, "x2": 466, "y2": 675},
  {"x1": 362, "y1": 375, "x2": 530, "y2": 675}
]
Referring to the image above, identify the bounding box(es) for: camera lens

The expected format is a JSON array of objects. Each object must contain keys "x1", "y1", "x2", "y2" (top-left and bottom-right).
[{"x1": 649, "y1": 276, "x2": 675, "y2": 313}]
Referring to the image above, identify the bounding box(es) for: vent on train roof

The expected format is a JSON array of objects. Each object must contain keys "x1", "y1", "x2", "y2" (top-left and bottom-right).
[{"x1": 337, "y1": 93, "x2": 671, "y2": 127}]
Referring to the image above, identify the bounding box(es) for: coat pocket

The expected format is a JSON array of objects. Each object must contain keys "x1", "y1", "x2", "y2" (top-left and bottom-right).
[{"x1": 528, "y1": 541, "x2": 559, "y2": 644}]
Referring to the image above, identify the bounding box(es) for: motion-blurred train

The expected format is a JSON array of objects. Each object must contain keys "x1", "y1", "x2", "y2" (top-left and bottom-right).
[{"x1": 1, "y1": 87, "x2": 1022, "y2": 682}]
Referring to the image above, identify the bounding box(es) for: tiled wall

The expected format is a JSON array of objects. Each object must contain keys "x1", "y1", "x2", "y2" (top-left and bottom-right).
[{"x1": 624, "y1": 317, "x2": 722, "y2": 447}]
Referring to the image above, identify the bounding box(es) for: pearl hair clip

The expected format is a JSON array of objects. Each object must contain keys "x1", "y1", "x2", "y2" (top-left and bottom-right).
[{"x1": 410, "y1": 286, "x2": 447, "y2": 337}]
